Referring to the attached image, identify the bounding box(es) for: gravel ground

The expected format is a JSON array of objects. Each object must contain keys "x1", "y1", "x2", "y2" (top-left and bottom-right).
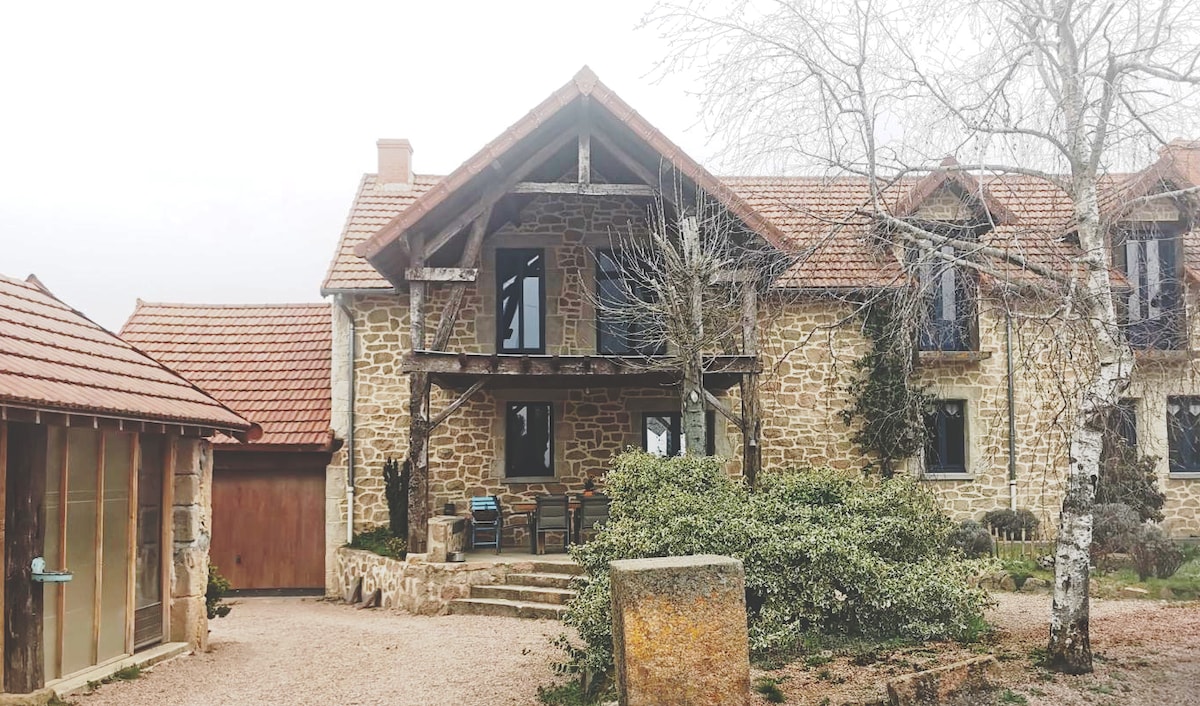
[
  {"x1": 72, "y1": 597, "x2": 567, "y2": 706},
  {"x1": 765, "y1": 593, "x2": 1200, "y2": 705}
]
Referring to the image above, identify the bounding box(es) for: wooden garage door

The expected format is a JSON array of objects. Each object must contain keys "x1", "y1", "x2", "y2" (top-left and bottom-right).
[{"x1": 211, "y1": 460, "x2": 325, "y2": 590}]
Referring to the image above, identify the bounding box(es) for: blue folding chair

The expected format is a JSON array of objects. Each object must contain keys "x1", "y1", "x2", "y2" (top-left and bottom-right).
[{"x1": 469, "y1": 496, "x2": 503, "y2": 554}]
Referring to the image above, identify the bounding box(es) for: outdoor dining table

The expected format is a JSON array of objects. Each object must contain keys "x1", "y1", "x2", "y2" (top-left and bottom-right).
[{"x1": 512, "y1": 497, "x2": 582, "y2": 554}]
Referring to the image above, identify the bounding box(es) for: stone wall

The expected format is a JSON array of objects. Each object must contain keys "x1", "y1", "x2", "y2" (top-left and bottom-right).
[
  {"x1": 333, "y1": 547, "x2": 525, "y2": 615},
  {"x1": 169, "y1": 437, "x2": 212, "y2": 651}
]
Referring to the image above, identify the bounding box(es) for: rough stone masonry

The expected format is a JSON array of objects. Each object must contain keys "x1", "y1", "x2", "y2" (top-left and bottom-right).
[{"x1": 610, "y1": 555, "x2": 750, "y2": 706}]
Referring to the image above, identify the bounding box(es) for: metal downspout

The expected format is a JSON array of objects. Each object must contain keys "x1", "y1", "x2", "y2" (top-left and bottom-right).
[
  {"x1": 1006, "y1": 306, "x2": 1018, "y2": 511},
  {"x1": 337, "y1": 295, "x2": 357, "y2": 544}
]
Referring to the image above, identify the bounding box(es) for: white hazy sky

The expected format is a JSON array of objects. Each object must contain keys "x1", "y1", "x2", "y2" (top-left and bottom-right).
[{"x1": 1, "y1": 1, "x2": 711, "y2": 331}]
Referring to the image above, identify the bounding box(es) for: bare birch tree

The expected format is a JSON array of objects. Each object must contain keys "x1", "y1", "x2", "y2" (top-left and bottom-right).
[{"x1": 650, "y1": 0, "x2": 1200, "y2": 673}]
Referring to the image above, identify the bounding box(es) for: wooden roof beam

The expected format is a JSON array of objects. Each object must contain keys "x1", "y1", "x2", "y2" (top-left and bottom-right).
[{"x1": 511, "y1": 182, "x2": 657, "y2": 197}]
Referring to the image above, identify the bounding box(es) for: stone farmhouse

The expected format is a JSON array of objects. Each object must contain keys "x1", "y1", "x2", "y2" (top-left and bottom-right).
[{"x1": 320, "y1": 68, "x2": 1200, "y2": 586}]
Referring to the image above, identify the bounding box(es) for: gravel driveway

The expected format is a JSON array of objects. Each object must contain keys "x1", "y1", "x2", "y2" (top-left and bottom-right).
[{"x1": 73, "y1": 597, "x2": 568, "y2": 706}]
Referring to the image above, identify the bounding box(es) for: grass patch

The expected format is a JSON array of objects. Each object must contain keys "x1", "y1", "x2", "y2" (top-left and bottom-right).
[
  {"x1": 1098, "y1": 557, "x2": 1200, "y2": 598},
  {"x1": 84, "y1": 664, "x2": 143, "y2": 694},
  {"x1": 999, "y1": 690, "x2": 1029, "y2": 705},
  {"x1": 753, "y1": 676, "x2": 787, "y2": 703},
  {"x1": 347, "y1": 525, "x2": 406, "y2": 560},
  {"x1": 536, "y1": 680, "x2": 613, "y2": 706}
]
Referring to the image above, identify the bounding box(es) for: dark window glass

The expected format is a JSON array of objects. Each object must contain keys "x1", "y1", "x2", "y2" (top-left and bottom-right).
[
  {"x1": 918, "y1": 251, "x2": 975, "y2": 352},
  {"x1": 924, "y1": 399, "x2": 968, "y2": 473},
  {"x1": 596, "y1": 248, "x2": 665, "y2": 355},
  {"x1": 1167, "y1": 396, "x2": 1200, "y2": 474},
  {"x1": 497, "y1": 249, "x2": 545, "y2": 353},
  {"x1": 641, "y1": 412, "x2": 716, "y2": 456},
  {"x1": 505, "y1": 402, "x2": 553, "y2": 477},
  {"x1": 1120, "y1": 228, "x2": 1183, "y2": 350}
]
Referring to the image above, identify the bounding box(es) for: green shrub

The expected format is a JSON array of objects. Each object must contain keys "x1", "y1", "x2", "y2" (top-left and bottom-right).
[
  {"x1": 982, "y1": 509, "x2": 1039, "y2": 540},
  {"x1": 562, "y1": 451, "x2": 990, "y2": 675},
  {"x1": 947, "y1": 520, "x2": 994, "y2": 558},
  {"x1": 207, "y1": 564, "x2": 232, "y2": 620},
  {"x1": 1128, "y1": 525, "x2": 1186, "y2": 580},
  {"x1": 348, "y1": 525, "x2": 407, "y2": 559},
  {"x1": 1091, "y1": 503, "x2": 1140, "y2": 571},
  {"x1": 1098, "y1": 424, "x2": 1164, "y2": 523}
]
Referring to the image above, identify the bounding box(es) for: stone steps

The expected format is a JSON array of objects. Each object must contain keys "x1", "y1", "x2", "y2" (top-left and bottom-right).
[
  {"x1": 449, "y1": 558, "x2": 584, "y2": 619},
  {"x1": 472, "y1": 584, "x2": 576, "y2": 604},
  {"x1": 506, "y1": 572, "x2": 579, "y2": 590},
  {"x1": 449, "y1": 597, "x2": 567, "y2": 620}
]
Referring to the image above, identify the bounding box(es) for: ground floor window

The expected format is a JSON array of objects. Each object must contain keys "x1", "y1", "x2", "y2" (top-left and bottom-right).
[
  {"x1": 1167, "y1": 396, "x2": 1200, "y2": 474},
  {"x1": 505, "y1": 402, "x2": 553, "y2": 477},
  {"x1": 924, "y1": 399, "x2": 967, "y2": 474},
  {"x1": 641, "y1": 412, "x2": 716, "y2": 457}
]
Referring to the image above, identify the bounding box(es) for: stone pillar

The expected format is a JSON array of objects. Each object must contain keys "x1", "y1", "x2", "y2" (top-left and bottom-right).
[
  {"x1": 326, "y1": 299, "x2": 353, "y2": 596},
  {"x1": 426, "y1": 516, "x2": 466, "y2": 562},
  {"x1": 611, "y1": 555, "x2": 750, "y2": 706},
  {"x1": 170, "y1": 438, "x2": 212, "y2": 651}
]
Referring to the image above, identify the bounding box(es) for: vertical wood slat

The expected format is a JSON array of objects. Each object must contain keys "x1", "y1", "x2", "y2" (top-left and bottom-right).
[
  {"x1": 0, "y1": 421, "x2": 8, "y2": 693},
  {"x1": 92, "y1": 433, "x2": 106, "y2": 665},
  {"x1": 160, "y1": 438, "x2": 175, "y2": 644},
  {"x1": 55, "y1": 432, "x2": 68, "y2": 680},
  {"x1": 410, "y1": 232, "x2": 427, "y2": 351},
  {"x1": 4, "y1": 423, "x2": 47, "y2": 693},
  {"x1": 125, "y1": 434, "x2": 139, "y2": 655}
]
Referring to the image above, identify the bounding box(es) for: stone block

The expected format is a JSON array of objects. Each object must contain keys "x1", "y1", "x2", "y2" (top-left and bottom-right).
[
  {"x1": 173, "y1": 505, "x2": 202, "y2": 543},
  {"x1": 0, "y1": 688, "x2": 56, "y2": 706},
  {"x1": 173, "y1": 546, "x2": 209, "y2": 598},
  {"x1": 886, "y1": 655, "x2": 997, "y2": 705},
  {"x1": 169, "y1": 594, "x2": 208, "y2": 651},
  {"x1": 426, "y1": 516, "x2": 466, "y2": 563},
  {"x1": 610, "y1": 555, "x2": 749, "y2": 706},
  {"x1": 173, "y1": 474, "x2": 202, "y2": 506}
]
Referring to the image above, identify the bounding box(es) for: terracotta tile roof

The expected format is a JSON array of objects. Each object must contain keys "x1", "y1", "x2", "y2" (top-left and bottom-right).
[
  {"x1": 0, "y1": 274, "x2": 253, "y2": 434},
  {"x1": 120, "y1": 302, "x2": 332, "y2": 448},
  {"x1": 321, "y1": 174, "x2": 442, "y2": 292}
]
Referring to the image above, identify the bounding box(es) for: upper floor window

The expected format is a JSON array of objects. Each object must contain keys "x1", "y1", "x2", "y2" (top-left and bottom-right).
[
  {"x1": 596, "y1": 249, "x2": 665, "y2": 356},
  {"x1": 497, "y1": 249, "x2": 545, "y2": 353},
  {"x1": 1116, "y1": 225, "x2": 1184, "y2": 350},
  {"x1": 1101, "y1": 398, "x2": 1139, "y2": 459},
  {"x1": 918, "y1": 253, "x2": 976, "y2": 352},
  {"x1": 1167, "y1": 396, "x2": 1200, "y2": 474},
  {"x1": 505, "y1": 402, "x2": 554, "y2": 477},
  {"x1": 924, "y1": 399, "x2": 968, "y2": 474},
  {"x1": 642, "y1": 411, "x2": 716, "y2": 457}
]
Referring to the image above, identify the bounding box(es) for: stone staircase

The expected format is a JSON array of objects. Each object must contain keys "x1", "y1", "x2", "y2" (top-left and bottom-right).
[{"x1": 450, "y1": 559, "x2": 583, "y2": 619}]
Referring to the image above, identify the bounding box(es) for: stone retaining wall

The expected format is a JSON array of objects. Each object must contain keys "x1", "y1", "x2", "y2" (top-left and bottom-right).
[{"x1": 334, "y1": 547, "x2": 528, "y2": 615}]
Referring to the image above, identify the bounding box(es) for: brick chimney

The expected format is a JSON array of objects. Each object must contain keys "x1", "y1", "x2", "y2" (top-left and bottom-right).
[
  {"x1": 377, "y1": 138, "x2": 414, "y2": 189},
  {"x1": 1159, "y1": 138, "x2": 1200, "y2": 184}
]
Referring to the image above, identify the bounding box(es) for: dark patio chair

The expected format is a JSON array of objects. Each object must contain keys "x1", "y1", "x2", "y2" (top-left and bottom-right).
[
  {"x1": 534, "y1": 494, "x2": 571, "y2": 554},
  {"x1": 575, "y1": 494, "x2": 611, "y2": 544},
  {"x1": 469, "y1": 495, "x2": 503, "y2": 554}
]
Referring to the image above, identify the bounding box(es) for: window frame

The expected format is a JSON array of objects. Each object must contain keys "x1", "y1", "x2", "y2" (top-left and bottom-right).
[
  {"x1": 917, "y1": 251, "x2": 978, "y2": 353},
  {"x1": 923, "y1": 398, "x2": 969, "y2": 475},
  {"x1": 594, "y1": 248, "x2": 666, "y2": 356},
  {"x1": 1167, "y1": 395, "x2": 1200, "y2": 475},
  {"x1": 504, "y1": 401, "x2": 554, "y2": 478},
  {"x1": 1114, "y1": 223, "x2": 1185, "y2": 351},
  {"x1": 495, "y1": 248, "x2": 547, "y2": 354},
  {"x1": 640, "y1": 411, "x2": 716, "y2": 457}
]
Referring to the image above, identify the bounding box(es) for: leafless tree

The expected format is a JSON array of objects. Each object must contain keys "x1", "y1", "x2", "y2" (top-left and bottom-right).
[
  {"x1": 649, "y1": 0, "x2": 1200, "y2": 673},
  {"x1": 591, "y1": 191, "x2": 783, "y2": 468}
]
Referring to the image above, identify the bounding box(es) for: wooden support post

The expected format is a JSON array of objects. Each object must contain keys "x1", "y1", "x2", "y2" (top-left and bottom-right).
[
  {"x1": 409, "y1": 232, "x2": 427, "y2": 352},
  {"x1": 4, "y1": 422, "x2": 47, "y2": 694},
  {"x1": 55, "y1": 429, "x2": 68, "y2": 680},
  {"x1": 578, "y1": 129, "x2": 591, "y2": 185},
  {"x1": 740, "y1": 282, "x2": 761, "y2": 487},
  {"x1": 702, "y1": 389, "x2": 743, "y2": 429},
  {"x1": 432, "y1": 206, "x2": 492, "y2": 351},
  {"x1": 125, "y1": 434, "x2": 139, "y2": 655},
  {"x1": 405, "y1": 372, "x2": 431, "y2": 554},
  {"x1": 92, "y1": 433, "x2": 105, "y2": 666},
  {"x1": 0, "y1": 422, "x2": 7, "y2": 693},
  {"x1": 160, "y1": 438, "x2": 175, "y2": 645}
]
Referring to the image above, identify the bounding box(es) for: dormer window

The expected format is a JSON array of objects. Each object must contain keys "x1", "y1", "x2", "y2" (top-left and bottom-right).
[{"x1": 1115, "y1": 223, "x2": 1184, "y2": 351}]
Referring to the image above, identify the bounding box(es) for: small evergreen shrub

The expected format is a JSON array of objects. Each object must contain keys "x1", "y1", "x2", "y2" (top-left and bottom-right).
[
  {"x1": 349, "y1": 525, "x2": 407, "y2": 559},
  {"x1": 982, "y1": 509, "x2": 1039, "y2": 540},
  {"x1": 1128, "y1": 524, "x2": 1186, "y2": 580},
  {"x1": 207, "y1": 564, "x2": 232, "y2": 619},
  {"x1": 561, "y1": 451, "x2": 990, "y2": 676},
  {"x1": 947, "y1": 520, "x2": 994, "y2": 558},
  {"x1": 1090, "y1": 503, "x2": 1140, "y2": 571}
]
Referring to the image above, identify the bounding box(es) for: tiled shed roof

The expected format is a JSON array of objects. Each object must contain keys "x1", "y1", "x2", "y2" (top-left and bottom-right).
[
  {"x1": 120, "y1": 302, "x2": 333, "y2": 449},
  {"x1": 0, "y1": 274, "x2": 252, "y2": 434}
]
